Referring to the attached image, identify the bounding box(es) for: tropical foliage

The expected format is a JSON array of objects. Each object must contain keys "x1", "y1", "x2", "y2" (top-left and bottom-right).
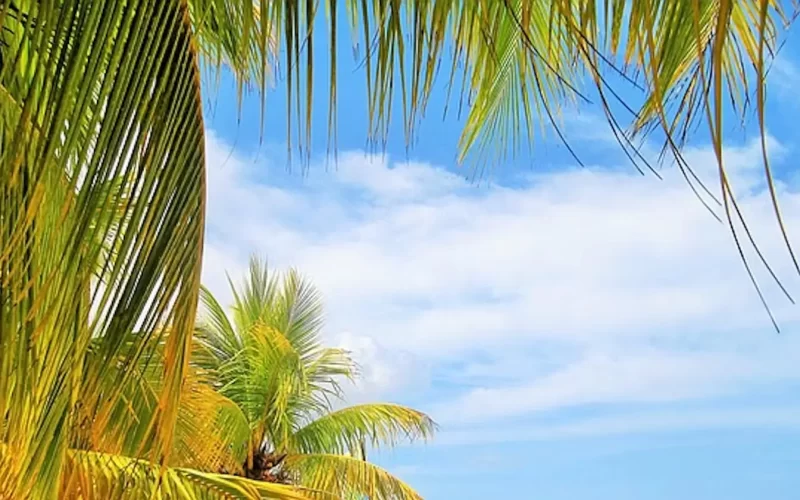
[
  {"x1": 0, "y1": 0, "x2": 794, "y2": 498},
  {"x1": 193, "y1": 257, "x2": 436, "y2": 498}
]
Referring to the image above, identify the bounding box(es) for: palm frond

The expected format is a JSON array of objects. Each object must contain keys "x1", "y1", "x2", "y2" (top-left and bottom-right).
[
  {"x1": 62, "y1": 448, "x2": 308, "y2": 499},
  {"x1": 285, "y1": 453, "x2": 423, "y2": 500},
  {"x1": 245, "y1": 0, "x2": 799, "y2": 297},
  {"x1": 292, "y1": 404, "x2": 436, "y2": 456},
  {"x1": 196, "y1": 284, "x2": 244, "y2": 371},
  {"x1": 187, "y1": 0, "x2": 277, "y2": 99},
  {"x1": 303, "y1": 347, "x2": 356, "y2": 410},
  {"x1": 273, "y1": 268, "x2": 327, "y2": 363},
  {"x1": 77, "y1": 333, "x2": 250, "y2": 475},
  {"x1": 251, "y1": 0, "x2": 790, "y2": 162},
  {"x1": 171, "y1": 370, "x2": 253, "y2": 474},
  {"x1": 457, "y1": 0, "x2": 583, "y2": 172},
  {"x1": 230, "y1": 256, "x2": 281, "y2": 337},
  {"x1": 1, "y1": 0, "x2": 206, "y2": 496},
  {"x1": 213, "y1": 321, "x2": 301, "y2": 450},
  {"x1": 2, "y1": 441, "x2": 308, "y2": 499}
]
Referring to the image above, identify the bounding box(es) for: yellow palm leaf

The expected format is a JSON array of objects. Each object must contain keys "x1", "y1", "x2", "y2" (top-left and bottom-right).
[
  {"x1": 61, "y1": 448, "x2": 308, "y2": 499},
  {"x1": 286, "y1": 453, "x2": 423, "y2": 500},
  {"x1": 1, "y1": 0, "x2": 207, "y2": 495}
]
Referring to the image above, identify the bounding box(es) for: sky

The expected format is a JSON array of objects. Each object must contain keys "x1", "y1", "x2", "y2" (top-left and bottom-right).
[{"x1": 199, "y1": 17, "x2": 800, "y2": 500}]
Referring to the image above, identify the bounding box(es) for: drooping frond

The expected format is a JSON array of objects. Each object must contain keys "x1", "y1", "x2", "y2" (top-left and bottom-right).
[
  {"x1": 285, "y1": 453, "x2": 423, "y2": 500},
  {"x1": 187, "y1": 0, "x2": 277, "y2": 94},
  {"x1": 1, "y1": 442, "x2": 307, "y2": 499},
  {"x1": 61, "y1": 449, "x2": 308, "y2": 500},
  {"x1": 456, "y1": 0, "x2": 584, "y2": 171},
  {"x1": 245, "y1": 0, "x2": 798, "y2": 304},
  {"x1": 291, "y1": 404, "x2": 436, "y2": 456},
  {"x1": 246, "y1": 0, "x2": 791, "y2": 165},
  {"x1": 0, "y1": 0, "x2": 207, "y2": 496}
]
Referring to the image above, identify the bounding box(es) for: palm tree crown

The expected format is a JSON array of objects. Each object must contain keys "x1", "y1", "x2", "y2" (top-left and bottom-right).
[{"x1": 195, "y1": 257, "x2": 436, "y2": 499}]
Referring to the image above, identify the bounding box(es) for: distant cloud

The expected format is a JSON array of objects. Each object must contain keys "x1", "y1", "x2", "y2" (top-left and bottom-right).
[
  {"x1": 434, "y1": 406, "x2": 800, "y2": 446},
  {"x1": 432, "y1": 347, "x2": 800, "y2": 424},
  {"x1": 767, "y1": 53, "x2": 800, "y2": 112},
  {"x1": 335, "y1": 331, "x2": 431, "y2": 405},
  {"x1": 202, "y1": 126, "x2": 800, "y2": 442},
  {"x1": 332, "y1": 151, "x2": 467, "y2": 200}
]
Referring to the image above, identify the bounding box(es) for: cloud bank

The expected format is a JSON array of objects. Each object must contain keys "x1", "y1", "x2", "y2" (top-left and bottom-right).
[{"x1": 202, "y1": 128, "x2": 800, "y2": 441}]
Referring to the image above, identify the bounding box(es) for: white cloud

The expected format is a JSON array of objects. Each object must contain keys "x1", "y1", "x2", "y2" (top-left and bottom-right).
[
  {"x1": 332, "y1": 151, "x2": 466, "y2": 200},
  {"x1": 432, "y1": 406, "x2": 800, "y2": 446},
  {"x1": 201, "y1": 128, "x2": 800, "y2": 439},
  {"x1": 335, "y1": 331, "x2": 431, "y2": 405},
  {"x1": 432, "y1": 346, "x2": 800, "y2": 424}
]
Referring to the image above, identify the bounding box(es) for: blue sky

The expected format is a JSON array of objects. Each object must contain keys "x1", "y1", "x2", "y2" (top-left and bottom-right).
[{"x1": 200, "y1": 17, "x2": 800, "y2": 500}]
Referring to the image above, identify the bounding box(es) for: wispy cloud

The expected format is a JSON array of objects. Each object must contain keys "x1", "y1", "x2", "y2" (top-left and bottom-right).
[
  {"x1": 434, "y1": 406, "x2": 800, "y2": 446},
  {"x1": 769, "y1": 53, "x2": 800, "y2": 94},
  {"x1": 433, "y1": 347, "x2": 800, "y2": 424}
]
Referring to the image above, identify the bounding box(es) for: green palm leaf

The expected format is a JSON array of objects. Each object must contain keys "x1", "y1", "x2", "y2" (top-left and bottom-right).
[
  {"x1": 1, "y1": 0, "x2": 208, "y2": 495},
  {"x1": 197, "y1": 284, "x2": 245, "y2": 370},
  {"x1": 292, "y1": 404, "x2": 437, "y2": 456},
  {"x1": 255, "y1": 0, "x2": 796, "y2": 296}
]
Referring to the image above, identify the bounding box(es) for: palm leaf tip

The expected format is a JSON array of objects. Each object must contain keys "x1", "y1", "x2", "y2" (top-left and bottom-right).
[
  {"x1": 292, "y1": 404, "x2": 437, "y2": 456},
  {"x1": 286, "y1": 453, "x2": 424, "y2": 500}
]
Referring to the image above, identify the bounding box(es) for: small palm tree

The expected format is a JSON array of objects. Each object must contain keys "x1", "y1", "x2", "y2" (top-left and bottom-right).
[{"x1": 195, "y1": 257, "x2": 436, "y2": 499}]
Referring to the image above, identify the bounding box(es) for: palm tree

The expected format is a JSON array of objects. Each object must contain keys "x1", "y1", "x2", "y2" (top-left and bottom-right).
[
  {"x1": 1, "y1": 0, "x2": 793, "y2": 498},
  {"x1": 194, "y1": 257, "x2": 436, "y2": 499}
]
